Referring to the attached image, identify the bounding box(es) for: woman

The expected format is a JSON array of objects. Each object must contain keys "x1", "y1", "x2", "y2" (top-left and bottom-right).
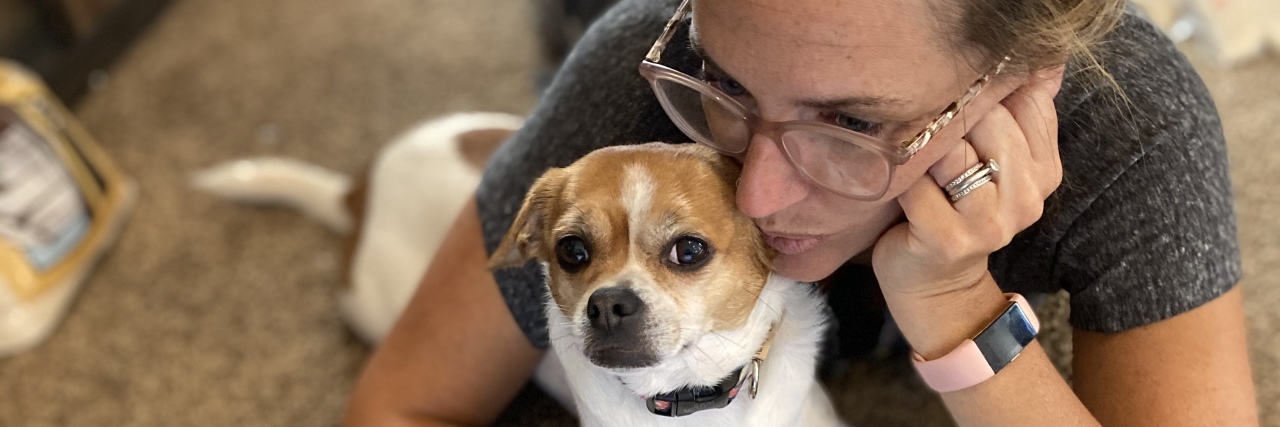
[{"x1": 344, "y1": 0, "x2": 1259, "y2": 425}]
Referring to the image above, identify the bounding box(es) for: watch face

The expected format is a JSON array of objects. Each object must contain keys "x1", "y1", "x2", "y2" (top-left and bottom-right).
[{"x1": 973, "y1": 302, "x2": 1038, "y2": 373}]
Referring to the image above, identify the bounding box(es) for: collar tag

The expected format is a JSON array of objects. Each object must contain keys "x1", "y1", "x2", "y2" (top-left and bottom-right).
[{"x1": 748, "y1": 358, "x2": 762, "y2": 399}]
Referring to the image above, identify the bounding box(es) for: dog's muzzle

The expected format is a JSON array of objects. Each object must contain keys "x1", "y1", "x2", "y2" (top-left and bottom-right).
[{"x1": 583, "y1": 286, "x2": 658, "y2": 368}]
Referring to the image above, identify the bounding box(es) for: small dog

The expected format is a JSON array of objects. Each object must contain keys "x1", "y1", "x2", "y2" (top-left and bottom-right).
[{"x1": 489, "y1": 142, "x2": 845, "y2": 426}]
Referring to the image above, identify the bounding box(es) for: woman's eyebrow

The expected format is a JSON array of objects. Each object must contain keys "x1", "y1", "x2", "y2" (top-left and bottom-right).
[
  {"x1": 689, "y1": 32, "x2": 913, "y2": 114},
  {"x1": 688, "y1": 34, "x2": 728, "y2": 76},
  {"x1": 799, "y1": 95, "x2": 912, "y2": 111}
]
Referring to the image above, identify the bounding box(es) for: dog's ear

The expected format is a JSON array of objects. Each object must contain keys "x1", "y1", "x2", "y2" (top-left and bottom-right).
[{"x1": 488, "y1": 168, "x2": 569, "y2": 270}]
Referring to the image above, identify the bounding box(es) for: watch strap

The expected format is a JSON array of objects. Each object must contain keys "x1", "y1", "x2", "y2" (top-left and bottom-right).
[{"x1": 910, "y1": 293, "x2": 1039, "y2": 393}]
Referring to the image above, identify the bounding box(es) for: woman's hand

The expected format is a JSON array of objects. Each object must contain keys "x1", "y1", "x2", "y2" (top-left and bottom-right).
[
  {"x1": 869, "y1": 67, "x2": 1065, "y2": 356},
  {"x1": 872, "y1": 68, "x2": 1065, "y2": 299}
]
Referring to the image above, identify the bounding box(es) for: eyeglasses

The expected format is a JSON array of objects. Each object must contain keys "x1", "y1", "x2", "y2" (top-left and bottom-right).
[{"x1": 637, "y1": 0, "x2": 1007, "y2": 200}]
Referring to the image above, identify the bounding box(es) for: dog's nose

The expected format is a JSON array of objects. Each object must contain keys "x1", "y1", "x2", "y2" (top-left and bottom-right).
[{"x1": 586, "y1": 287, "x2": 645, "y2": 333}]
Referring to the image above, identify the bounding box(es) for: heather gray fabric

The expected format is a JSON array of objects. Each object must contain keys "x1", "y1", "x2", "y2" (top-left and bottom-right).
[{"x1": 477, "y1": 0, "x2": 1241, "y2": 348}]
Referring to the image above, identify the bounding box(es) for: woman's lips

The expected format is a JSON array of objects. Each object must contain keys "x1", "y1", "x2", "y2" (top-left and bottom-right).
[{"x1": 762, "y1": 232, "x2": 825, "y2": 255}]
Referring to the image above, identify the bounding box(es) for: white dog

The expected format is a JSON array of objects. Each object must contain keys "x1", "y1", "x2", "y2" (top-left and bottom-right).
[{"x1": 489, "y1": 143, "x2": 845, "y2": 426}]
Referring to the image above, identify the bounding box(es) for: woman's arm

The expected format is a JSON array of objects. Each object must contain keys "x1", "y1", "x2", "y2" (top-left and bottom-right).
[
  {"x1": 342, "y1": 199, "x2": 544, "y2": 427},
  {"x1": 1073, "y1": 286, "x2": 1258, "y2": 426},
  {"x1": 886, "y1": 275, "x2": 1097, "y2": 427},
  {"x1": 885, "y1": 277, "x2": 1254, "y2": 427},
  {"x1": 889, "y1": 278, "x2": 1257, "y2": 427}
]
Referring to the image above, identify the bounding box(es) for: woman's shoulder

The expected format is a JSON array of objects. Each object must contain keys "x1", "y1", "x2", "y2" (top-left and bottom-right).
[
  {"x1": 993, "y1": 9, "x2": 1238, "y2": 333},
  {"x1": 1051, "y1": 8, "x2": 1225, "y2": 202},
  {"x1": 1057, "y1": 8, "x2": 1217, "y2": 127},
  {"x1": 1051, "y1": 7, "x2": 1224, "y2": 211},
  {"x1": 569, "y1": 0, "x2": 682, "y2": 56}
]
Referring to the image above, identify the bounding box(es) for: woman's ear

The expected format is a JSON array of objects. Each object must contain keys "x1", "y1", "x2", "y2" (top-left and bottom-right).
[{"x1": 488, "y1": 168, "x2": 570, "y2": 270}]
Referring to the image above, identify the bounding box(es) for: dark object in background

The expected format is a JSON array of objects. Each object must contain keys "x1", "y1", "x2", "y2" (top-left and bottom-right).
[
  {"x1": 533, "y1": 0, "x2": 621, "y2": 92},
  {"x1": 0, "y1": 0, "x2": 172, "y2": 105}
]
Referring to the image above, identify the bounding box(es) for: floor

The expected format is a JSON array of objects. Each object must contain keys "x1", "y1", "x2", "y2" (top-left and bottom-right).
[{"x1": 0, "y1": 0, "x2": 1276, "y2": 425}]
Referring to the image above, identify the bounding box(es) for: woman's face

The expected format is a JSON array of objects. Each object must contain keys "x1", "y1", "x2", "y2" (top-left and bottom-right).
[{"x1": 693, "y1": 0, "x2": 1015, "y2": 282}]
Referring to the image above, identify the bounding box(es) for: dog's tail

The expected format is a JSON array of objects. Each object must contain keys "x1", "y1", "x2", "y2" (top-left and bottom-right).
[{"x1": 191, "y1": 158, "x2": 353, "y2": 233}]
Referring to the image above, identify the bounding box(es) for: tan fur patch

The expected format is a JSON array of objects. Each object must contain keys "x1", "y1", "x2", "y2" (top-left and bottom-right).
[
  {"x1": 339, "y1": 166, "x2": 372, "y2": 290},
  {"x1": 455, "y1": 128, "x2": 516, "y2": 171},
  {"x1": 489, "y1": 143, "x2": 773, "y2": 333}
]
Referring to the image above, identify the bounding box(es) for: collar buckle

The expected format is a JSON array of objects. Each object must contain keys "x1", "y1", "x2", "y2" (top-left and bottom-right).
[{"x1": 645, "y1": 367, "x2": 745, "y2": 417}]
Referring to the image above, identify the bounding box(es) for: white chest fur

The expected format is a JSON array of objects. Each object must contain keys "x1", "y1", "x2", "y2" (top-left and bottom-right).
[{"x1": 541, "y1": 274, "x2": 847, "y2": 427}]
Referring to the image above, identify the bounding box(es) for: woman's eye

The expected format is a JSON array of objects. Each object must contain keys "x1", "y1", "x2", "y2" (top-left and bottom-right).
[
  {"x1": 825, "y1": 112, "x2": 880, "y2": 135},
  {"x1": 701, "y1": 69, "x2": 748, "y2": 97},
  {"x1": 555, "y1": 236, "x2": 591, "y2": 272},
  {"x1": 713, "y1": 77, "x2": 748, "y2": 97},
  {"x1": 666, "y1": 237, "x2": 711, "y2": 268}
]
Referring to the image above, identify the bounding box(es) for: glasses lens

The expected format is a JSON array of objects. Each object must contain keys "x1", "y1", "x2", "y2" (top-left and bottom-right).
[
  {"x1": 781, "y1": 130, "x2": 892, "y2": 198},
  {"x1": 653, "y1": 77, "x2": 750, "y2": 155}
]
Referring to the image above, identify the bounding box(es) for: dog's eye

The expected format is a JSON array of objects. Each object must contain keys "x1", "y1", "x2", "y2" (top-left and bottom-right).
[
  {"x1": 556, "y1": 236, "x2": 591, "y2": 272},
  {"x1": 667, "y1": 237, "x2": 710, "y2": 268}
]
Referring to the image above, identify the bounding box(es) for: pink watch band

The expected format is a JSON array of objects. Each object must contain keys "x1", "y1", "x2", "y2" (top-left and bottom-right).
[{"x1": 910, "y1": 293, "x2": 1040, "y2": 393}]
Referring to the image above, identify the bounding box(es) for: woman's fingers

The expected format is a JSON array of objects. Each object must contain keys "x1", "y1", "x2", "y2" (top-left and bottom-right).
[
  {"x1": 1004, "y1": 71, "x2": 1061, "y2": 161},
  {"x1": 1003, "y1": 67, "x2": 1064, "y2": 197},
  {"x1": 928, "y1": 135, "x2": 981, "y2": 188},
  {"x1": 966, "y1": 101, "x2": 1053, "y2": 235}
]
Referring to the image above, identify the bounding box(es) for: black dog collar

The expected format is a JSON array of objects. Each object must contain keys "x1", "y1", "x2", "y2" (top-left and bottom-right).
[
  {"x1": 642, "y1": 323, "x2": 777, "y2": 418},
  {"x1": 644, "y1": 366, "x2": 747, "y2": 417}
]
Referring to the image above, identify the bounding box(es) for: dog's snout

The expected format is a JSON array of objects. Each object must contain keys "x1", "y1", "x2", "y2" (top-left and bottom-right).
[
  {"x1": 582, "y1": 286, "x2": 656, "y2": 368},
  {"x1": 586, "y1": 287, "x2": 645, "y2": 333}
]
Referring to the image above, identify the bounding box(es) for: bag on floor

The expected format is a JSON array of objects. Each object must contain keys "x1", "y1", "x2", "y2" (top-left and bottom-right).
[{"x1": 0, "y1": 60, "x2": 135, "y2": 356}]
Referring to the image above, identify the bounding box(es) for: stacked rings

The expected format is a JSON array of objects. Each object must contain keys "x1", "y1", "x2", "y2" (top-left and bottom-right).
[{"x1": 944, "y1": 159, "x2": 999, "y2": 202}]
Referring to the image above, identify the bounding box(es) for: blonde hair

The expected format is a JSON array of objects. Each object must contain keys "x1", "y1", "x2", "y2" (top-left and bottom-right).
[{"x1": 953, "y1": 0, "x2": 1127, "y2": 81}]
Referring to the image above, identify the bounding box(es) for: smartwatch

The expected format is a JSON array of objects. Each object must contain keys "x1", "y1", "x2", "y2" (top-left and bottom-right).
[{"x1": 910, "y1": 293, "x2": 1040, "y2": 393}]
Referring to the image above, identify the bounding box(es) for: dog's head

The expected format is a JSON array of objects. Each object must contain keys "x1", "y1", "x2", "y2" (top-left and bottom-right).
[{"x1": 489, "y1": 143, "x2": 772, "y2": 370}]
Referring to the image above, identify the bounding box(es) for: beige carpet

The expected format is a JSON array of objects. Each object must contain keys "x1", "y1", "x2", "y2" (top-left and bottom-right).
[{"x1": 0, "y1": 0, "x2": 1275, "y2": 425}]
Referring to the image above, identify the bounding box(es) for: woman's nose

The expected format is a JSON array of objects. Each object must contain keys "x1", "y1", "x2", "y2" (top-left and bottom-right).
[{"x1": 735, "y1": 132, "x2": 809, "y2": 219}]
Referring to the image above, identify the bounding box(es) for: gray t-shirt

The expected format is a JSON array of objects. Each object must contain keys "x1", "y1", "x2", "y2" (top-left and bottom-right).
[{"x1": 477, "y1": 0, "x2": 1241, "y2": 348}]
